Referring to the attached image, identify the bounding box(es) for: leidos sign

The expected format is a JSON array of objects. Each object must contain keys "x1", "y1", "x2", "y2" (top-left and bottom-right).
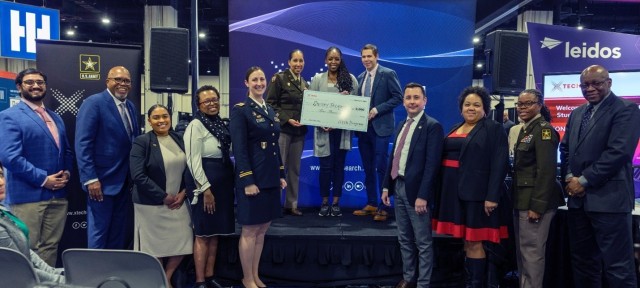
[
  {"x1": 540, "y1": 37, "x2": 622, "y2": 59},
  {"x1": 0, "y1": 2, "x2": 60, "y2": 60}
]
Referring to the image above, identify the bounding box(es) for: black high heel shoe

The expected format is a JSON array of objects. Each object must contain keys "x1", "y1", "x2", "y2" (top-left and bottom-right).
[{"x1": 205, "y1": 276, "x2": 223, "y2": 288}]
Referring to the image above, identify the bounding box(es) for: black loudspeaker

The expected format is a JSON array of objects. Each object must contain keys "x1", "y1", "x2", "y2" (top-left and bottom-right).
[
  {"x1": 150, "y1": 28, "x2": 189, "y2": 94},
  {"x1": 483, "y1": 30, "x2": 529, "y2": 95}
]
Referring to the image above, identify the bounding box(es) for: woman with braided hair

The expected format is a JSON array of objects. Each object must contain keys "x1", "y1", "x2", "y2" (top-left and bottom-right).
[{"x1": 309, "y1": 46, "x2": 359, "y2": 217}]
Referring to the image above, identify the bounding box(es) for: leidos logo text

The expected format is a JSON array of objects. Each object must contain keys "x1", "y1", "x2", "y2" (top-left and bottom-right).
[
  {"x1": 540, "y1": 37, "x2": 621, "y2": 59},
  {"x1": 565, "y1": 42, "x2": 621, "y2": 59}
]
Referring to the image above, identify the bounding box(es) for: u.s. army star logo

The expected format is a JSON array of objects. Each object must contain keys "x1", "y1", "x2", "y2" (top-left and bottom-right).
[
  {"x1": 541, "y1": 128, "x2": 551, "y2": 140},
  {"x1": 79, "y1": 54, "x2": 101, "y2": 80}
]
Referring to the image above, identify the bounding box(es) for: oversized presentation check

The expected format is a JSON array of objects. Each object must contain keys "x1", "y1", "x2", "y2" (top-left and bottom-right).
[{"x1": 300, "y1": 90, "x2": 371, "y2": 132}]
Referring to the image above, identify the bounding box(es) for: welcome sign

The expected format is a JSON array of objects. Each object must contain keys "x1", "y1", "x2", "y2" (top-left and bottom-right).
[{"x1": 0, "y1": 1, "x2": 60, "y2": 60}]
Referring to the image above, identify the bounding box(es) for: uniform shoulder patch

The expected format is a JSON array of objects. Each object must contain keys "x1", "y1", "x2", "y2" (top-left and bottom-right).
[{"x1": 541, "y1": 128, "x2": 552, "y2": 140}]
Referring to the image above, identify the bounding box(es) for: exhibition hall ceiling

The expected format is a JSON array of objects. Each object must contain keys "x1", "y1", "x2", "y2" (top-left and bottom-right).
[{"x1": 8, "y1": 0, "x2": 640, "y2": 76}]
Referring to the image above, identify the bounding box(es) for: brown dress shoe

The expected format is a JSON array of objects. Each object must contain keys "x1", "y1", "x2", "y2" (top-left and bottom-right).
[
  {"x1": 353, "y1": 204, "x2": 377, "y2": 216},
  {"x1": 373, "y1": 209, "x2": 389, "y2": 221},
  {"x1": 284, "y1": 208, "x2": 303, "y2": 216},
  {"x1": 395, "y1": 279, "x2": 417, "y2": 288}
]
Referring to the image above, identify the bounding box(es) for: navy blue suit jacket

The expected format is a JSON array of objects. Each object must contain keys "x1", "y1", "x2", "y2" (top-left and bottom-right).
[
  {"x1": 560, "y1": 93, "x2": 640, "y2": 212},
  {"x1": 229, "y1": 98, "x2": 286, "y2": 189},
  {"x1": 0, "y1": 101, "x2": 74, "y2": 204},
  {"x1": 382, "y1": 113, "x2": 444, "y2": 206},
  {"x1": 129, "y1": 131, "x2": 188, "y2": 205},
  {"x1": 448, "y1": 118, "x2": 509, "y2": 202},
  {"x1": 75, "y1": 90, "x2": 139, "y2": 195},
  {"x1": 357, "y1": 65, "x2": 403, "y2": 137}
]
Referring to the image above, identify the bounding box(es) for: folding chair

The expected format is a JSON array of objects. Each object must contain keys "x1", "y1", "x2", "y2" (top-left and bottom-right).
[
  {"x1": 0, "y1": 247, "x2": 39, "y2": 287},
  {"x1": 62, "y1": 248, "x2": 167, "y2": 288}
]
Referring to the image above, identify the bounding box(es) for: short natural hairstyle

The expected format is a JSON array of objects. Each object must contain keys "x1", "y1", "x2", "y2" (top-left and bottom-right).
[
  {"x1": 15, "y1": 68, "x2": 47, "y2": 85},
  {"x1": 195, "y1": 85, "x2": 220, "y2": 103},
  {"x1": 458, "y1": 86, "x2": 491, "y2": 116},
  {"x1": 404, "y1": 82, "x2": 426, "y2": 98},
  {"x1": 361, "y1": 44, "x2": 378, "y2": 57}
]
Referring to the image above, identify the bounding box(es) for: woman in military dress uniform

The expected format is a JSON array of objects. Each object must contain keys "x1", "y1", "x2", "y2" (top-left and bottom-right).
[
  {"x1": 230, "y1": 66, "x2": 287, "y2": 288},
  {"x1": 266, "y1": 49, "x2": 306, "y2": 216},
  {"x1": 512, "y1": 89, "x2": 564, "y2": 288}
]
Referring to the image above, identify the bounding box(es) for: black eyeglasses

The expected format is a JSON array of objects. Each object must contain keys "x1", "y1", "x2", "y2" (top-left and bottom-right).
[
  {"x1": 199, "y1": 98, "x2": 220, "y2": 105},
  {"x1": 515, "y1": 101, "x2": 539, "y2": 108},
  {"x1": 579, "y1": 79, "x2": 609, "y2": 89},
  {"x1": 22, "y1": 80, "x2": 46, "y2": 86},
  {"x1": 108, "y1": 77, "x2": 132, "y2": 85}
]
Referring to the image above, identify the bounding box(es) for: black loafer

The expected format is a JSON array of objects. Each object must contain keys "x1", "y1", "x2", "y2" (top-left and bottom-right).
[{"x1": 205, "y1": 276, "x2": 223, "y2": 288}]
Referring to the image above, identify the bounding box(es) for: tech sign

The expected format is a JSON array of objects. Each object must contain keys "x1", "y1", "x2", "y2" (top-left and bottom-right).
[
  {"x1": 0, "y1": 1, "x2": 59, "y2": 60},
  {"x1": 527, "y1": 22, "x2": 640, "y2": 88}
]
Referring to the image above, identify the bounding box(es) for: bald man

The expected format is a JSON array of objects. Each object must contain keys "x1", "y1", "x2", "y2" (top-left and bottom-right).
[
  {"x1": 560, "y1": 65, "x2": 640, "y2": 287},
  {"x1": 75, "y1": 66, "x2": 140, "y2": 248}
]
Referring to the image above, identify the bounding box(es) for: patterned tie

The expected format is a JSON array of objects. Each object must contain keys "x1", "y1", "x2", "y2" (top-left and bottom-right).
[
  {"x1": 119, "y1": 102, "x2": 133, "y2": 140},
  {"x1": 364, "y1": 73, "x2": 372, "y2": 97},
  {"x1": 579, "y1": 105, "x2": 593, "y2": 138},
  {"x1": 35, "y1": 107, "x2": 59, "y2": 147},
  {"x1": 390, "y1": 118, "x2": 414, "y2": 180}
]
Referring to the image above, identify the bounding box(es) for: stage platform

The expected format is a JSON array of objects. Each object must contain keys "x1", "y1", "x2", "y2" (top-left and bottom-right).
[{"x1": 208, "y1": 207, "x2": 470, "y2": 288}]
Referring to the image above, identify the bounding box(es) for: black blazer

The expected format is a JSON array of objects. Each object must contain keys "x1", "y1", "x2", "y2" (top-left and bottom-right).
[
  {"x1": 448, "y1": 117, "x2": 509, "y2": 202},
  {"x1": 130, "y1": 131, "x2": 188, "y2": 205},
  {"x1": 560, "y1": 93, "x2": 640, "y2": 212},
  {"x1": 382, "y1": 113, "x2": 444, "y2": 206}
]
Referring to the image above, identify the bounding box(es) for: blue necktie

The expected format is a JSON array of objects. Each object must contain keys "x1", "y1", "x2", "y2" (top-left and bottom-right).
[
  {"x1": 579, "y1": 105, "x2": 593, "y2": 138},
  {"x1": 364, "y1": 73, "x2": 371, "y2": 97}
]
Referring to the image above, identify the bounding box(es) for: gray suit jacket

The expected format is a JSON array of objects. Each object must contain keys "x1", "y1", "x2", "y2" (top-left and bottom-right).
[
  {"x1": 560, "y1": 92, "x2": 640, "y2": 212},
  {"x1": 309, "y1": 71, "x2": 359, "y2": 157},
  {"x1": 0, "y1": 206, "x2": 65, "y2": 283}
]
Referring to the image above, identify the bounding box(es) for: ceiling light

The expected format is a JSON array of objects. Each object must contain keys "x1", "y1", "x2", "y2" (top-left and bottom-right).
[
  {"x1": 472, "y1": 37, "x2": 480, "y2": 44},
  {"x1": 102, "y1": 17, "x2": 111, "y2": 24},
  {"x1": 198, "y1": 32, "x2": 206, "y2": 38},
  {"x1": 577, "y1": 25, "x2": 584, "y2": 30},
  {"x1": 66, "y1": 29, "x2": 75, "y2": 36},
  {"x1": 476, "y1": 63, "x2": 483, "y2": 69}
]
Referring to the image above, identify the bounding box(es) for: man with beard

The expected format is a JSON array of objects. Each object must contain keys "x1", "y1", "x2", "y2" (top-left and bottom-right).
[
  {"x1": 75, "y1": 66, "x2": 139, "y2": 249},
  {"x1": 0, "y1": 68, "x2": 74, "y2": 266}
]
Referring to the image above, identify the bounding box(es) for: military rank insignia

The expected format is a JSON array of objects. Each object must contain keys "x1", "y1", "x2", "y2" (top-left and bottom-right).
[
  {"x1": 261, "y1": 142, "x2": 267, "y2": 149},
  {"x1": 541, "y1": 128, "x2": 551, "y2": 140}
]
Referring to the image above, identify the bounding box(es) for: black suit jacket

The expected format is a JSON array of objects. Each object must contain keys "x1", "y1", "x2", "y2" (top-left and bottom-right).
[
  {"x1": 129, "y1": 131, "x2": 188, "y2": 205},
  {"x1": 449, "y1": 118, "x2": 509, "y2": 202},
  {"x1": 382, "y1": 113, "x2": 444, "y2": 205},
  {"x1": 560, "y1": 92, "x2": 640, "y2": 212}
]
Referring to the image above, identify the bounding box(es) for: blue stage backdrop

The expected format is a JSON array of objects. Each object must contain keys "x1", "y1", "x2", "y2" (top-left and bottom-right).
[{"x1": 229, "y1": 0, "x2": 475, "y2": 208}]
